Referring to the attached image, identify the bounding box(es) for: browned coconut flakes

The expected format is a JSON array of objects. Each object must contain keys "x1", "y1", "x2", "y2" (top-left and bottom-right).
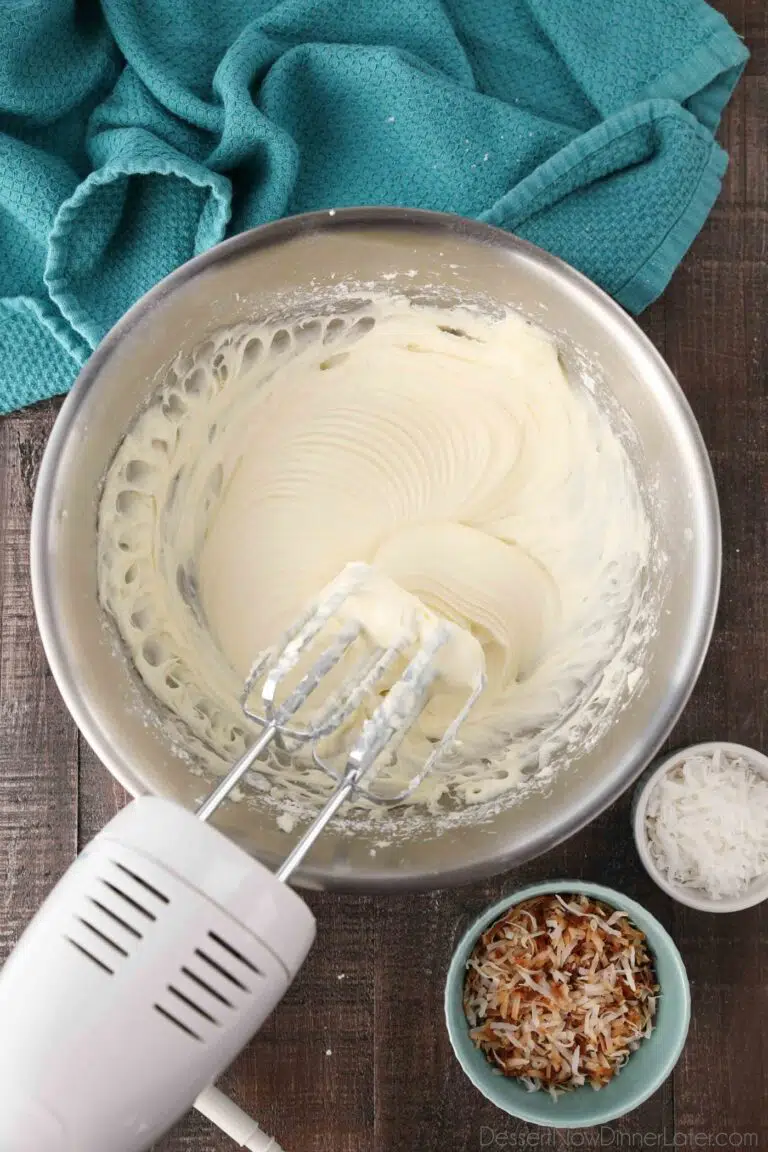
[{"x1": 463, "y1": 894, "x2": 658, "y2": 1098}]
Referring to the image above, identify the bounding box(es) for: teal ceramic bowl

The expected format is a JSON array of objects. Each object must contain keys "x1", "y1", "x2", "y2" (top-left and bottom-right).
[{"x1": 445, "y1": 880, "x2": 690, "y2": 1127}]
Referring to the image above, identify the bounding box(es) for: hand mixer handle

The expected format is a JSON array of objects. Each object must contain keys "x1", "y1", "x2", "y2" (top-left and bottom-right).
[{"x1": 0, "y1": 797, "x2": 316, "y2": 1152}]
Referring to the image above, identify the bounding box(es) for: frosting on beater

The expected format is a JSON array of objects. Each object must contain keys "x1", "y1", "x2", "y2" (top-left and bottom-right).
[{"x1": 97, "y1": 299, "x2": 652, "y2": 814}]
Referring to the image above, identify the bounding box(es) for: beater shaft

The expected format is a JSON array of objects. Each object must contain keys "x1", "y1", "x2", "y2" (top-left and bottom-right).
[
  {"x1": 196, "y1": 723, "x2": 358, "y2": 883},
  {"x1": 196, "y1": 723, "x2": 278, "y2": 823}
]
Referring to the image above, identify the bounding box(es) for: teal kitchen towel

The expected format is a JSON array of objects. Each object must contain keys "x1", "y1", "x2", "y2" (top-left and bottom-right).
[{"x1": 0, "y1": 0, "x2": 748, "y2": 412}]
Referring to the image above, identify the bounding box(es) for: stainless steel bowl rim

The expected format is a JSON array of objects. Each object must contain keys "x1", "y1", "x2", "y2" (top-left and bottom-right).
[{"x1": 31, "y1": 207, "x2": 722, "y2": 891}]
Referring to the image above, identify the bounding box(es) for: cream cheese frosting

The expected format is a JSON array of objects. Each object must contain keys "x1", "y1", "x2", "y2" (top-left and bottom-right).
[{"x1": 97, "y1": 299, "x2": 653, "y2": 815}]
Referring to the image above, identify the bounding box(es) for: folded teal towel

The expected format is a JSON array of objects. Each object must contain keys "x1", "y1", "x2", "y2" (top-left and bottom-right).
[{"x1": 0, "y1": 0, "x2": 747, "y2": 413}]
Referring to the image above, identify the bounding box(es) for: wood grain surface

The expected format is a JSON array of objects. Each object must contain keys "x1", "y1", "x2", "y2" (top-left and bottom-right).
[{"x1": 0, "y1": 2, "x2": 765, "y2": 1148}]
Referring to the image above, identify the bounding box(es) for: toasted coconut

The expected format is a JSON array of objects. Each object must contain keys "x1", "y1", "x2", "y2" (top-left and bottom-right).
[{"x1": 463, "y1": 894, "x2": 658, "y2": 1095}]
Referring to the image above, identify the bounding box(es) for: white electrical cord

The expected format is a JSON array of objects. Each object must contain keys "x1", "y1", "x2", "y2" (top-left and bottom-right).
[{"x1": 195, "y1": 1086, "x2": 285, "y2": 1152}]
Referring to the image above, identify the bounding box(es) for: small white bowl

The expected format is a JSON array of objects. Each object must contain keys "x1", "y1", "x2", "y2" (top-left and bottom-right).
[{"x1": 632, "y1": 741, "x2": 768, "y2": 913}]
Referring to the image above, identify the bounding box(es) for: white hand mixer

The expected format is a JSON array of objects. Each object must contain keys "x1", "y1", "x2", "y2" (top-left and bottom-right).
[{"x1": 0, "y1": 563, "x2": 485, "y2": 1152}]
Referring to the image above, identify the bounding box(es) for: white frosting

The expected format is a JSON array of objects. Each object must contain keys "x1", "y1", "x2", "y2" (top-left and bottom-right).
[{"x1": 97, "y1": 299, "x2": 653, "y2": 816}]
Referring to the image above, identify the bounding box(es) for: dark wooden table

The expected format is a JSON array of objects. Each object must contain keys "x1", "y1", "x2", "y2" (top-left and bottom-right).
[{"x1": 1, "y1": 2, "x2": 765, "y2": 1147}]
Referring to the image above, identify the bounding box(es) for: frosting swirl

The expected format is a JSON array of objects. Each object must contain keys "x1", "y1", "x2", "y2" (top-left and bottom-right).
[{"x1": 98, "y1": 300, "x2": 651, "y2": 812}]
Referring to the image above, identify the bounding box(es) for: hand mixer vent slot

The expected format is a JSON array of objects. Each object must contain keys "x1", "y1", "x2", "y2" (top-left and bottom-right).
[
  {"x1": 91, "y1": 857, "x2": 170, "y2": 939},
  {"x1": 100, "y1": 878, "x2": 157, "y2": 923},
  {"x1": 154, "y1": 1003, "x2": 203, "y2": 1043},
  {"x1": 166, "y1": 983, "x2": 220, "y2": 1026},
  {"x1": 113, "y1": 861, "x2": 170, "y2": 905},
  {"x1": 207, "y1": 930, "x2": 262, "y2": 976},
  {"x1": 87, "y1": 895, "x2": 144, "y2": 940},
  {"x1": 180, "y1": 965, "x2": 235, "y2": 1008},
  {"x1": 155, "y1": 957, "x2": 239, "y2": 1042},
  {"x1": 73, "y1": 915, "x2": 130, "y2": 958},
  {"x1": 64, "y1": 936, "x2": 115, "y2": 976},
  {"x1": 194, "y1": 946, "x2": 250, "y2": 993}
]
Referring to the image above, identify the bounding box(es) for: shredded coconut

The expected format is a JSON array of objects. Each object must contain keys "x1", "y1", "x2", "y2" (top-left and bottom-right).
[
  {"x1": 464, "y1": 894, "x2": 657, "y2": 1096},
  {"x1": 645, "y1": 749, "x2": 768, "y2": 899}
]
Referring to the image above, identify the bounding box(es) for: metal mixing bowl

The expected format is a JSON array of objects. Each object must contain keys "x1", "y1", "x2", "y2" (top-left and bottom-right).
[{"x1": 31, "y1": 208, "x2": 720, "y2": 891}]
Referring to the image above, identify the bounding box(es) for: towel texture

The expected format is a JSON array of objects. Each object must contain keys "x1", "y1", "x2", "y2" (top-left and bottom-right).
[{"x1": 0, "y1": 0, "x2": 747, "y2": 412}]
